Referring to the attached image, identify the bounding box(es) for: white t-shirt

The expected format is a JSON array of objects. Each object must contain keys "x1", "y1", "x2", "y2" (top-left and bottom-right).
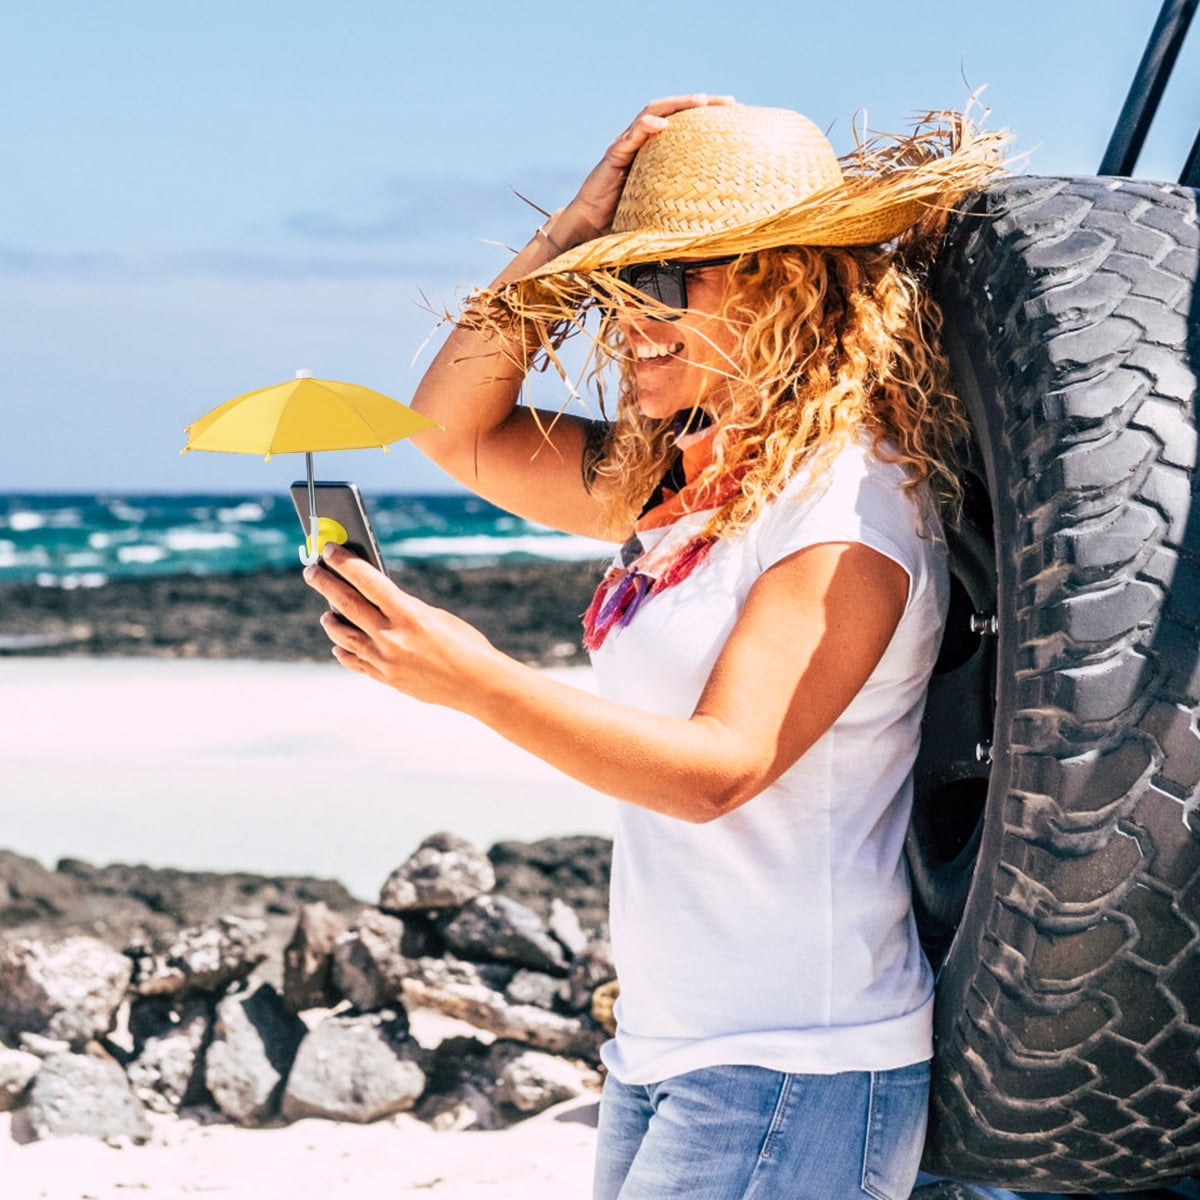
[{"x1": 589, "y1": 438, "x2": 946, "y2": 1085}]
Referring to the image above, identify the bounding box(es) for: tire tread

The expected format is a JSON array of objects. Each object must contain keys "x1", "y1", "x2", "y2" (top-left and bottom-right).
[{"x1": 923, "y1": 174, "x2": 1200, "y2": 1191}]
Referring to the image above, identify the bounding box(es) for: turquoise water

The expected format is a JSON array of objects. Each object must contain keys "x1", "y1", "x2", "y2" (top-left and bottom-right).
[{"x1": 0, "y1": 492, "x2": 610, "y2": 586}]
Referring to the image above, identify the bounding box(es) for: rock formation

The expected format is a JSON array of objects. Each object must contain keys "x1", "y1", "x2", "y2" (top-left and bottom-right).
[{"x1": 0, "y1": 831, "x2": 615, "y2": 1142}]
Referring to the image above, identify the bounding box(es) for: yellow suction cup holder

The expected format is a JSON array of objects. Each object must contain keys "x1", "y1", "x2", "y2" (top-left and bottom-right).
[{"x1": 303, "y1": 516, "x2": 350, "y2": 558}]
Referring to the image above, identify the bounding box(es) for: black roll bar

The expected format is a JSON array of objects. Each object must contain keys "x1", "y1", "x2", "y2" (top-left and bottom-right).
[
  {"x1": 1182, "y1": 126, "x2": 1200, "y2": 189},
  {"x1": 1098, "y1": 0, "x2": 1198, "y2": 182}
]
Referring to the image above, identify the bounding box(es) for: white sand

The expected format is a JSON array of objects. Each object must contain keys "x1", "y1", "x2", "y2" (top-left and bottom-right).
[
  {"x1": 0, "y1": 1098, "x2": 600, "y2": 1199},
  {"x1": 0, "y1": 657, "x2": 615, "y2": 898}
]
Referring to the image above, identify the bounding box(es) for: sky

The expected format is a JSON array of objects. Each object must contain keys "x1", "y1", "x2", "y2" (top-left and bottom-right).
[{"x1": 3, "y1": 0, "x2": 1198, "y2": 495}]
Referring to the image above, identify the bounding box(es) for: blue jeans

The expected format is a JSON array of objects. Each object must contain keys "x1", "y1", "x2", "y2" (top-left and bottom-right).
[{"x1": 594, "y1": 1061, "x2": 930, "y2": 1200}]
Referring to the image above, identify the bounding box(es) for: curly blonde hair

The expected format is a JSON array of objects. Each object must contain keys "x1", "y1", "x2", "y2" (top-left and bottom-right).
[{"x1": 586, "y1": 240, "x2": 969, "y2": 539}]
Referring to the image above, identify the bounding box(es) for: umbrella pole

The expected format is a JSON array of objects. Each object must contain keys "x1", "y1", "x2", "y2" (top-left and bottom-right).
[{"x1": 300, "y1": 451, "x2": 321, "y2": 567}]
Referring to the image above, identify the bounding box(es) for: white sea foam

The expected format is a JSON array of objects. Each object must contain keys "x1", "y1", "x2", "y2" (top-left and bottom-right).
[
  {"x1": 245, "y1": 527, "x2": 289, "y2": 545},
  {"x1": 104, "y1": 500, "x2": 146, "y2": 523},
  {"x1": 2, "y1": 492, "x2": 612, "y2": 583},
  {"x1": 2, "y1": 546, "x2": 50, "y2": 568},
  {"x1": 163, "y1": 529, "x2": 240, "y2": 552},
  {"x1": 386, "y1": 534, "x2": 612, "y2": 562},
  {"x1": 38, "y1": 572, "x2": 108, "y2": 589},
  {"x1": 117, "y1": 544, "x2": 169, "y2": 565},
  {"x1": 217, "y1": 501, "x2": 266, "y2": 523}
]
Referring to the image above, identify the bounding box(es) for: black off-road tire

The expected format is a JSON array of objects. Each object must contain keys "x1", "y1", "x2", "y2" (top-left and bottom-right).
[{"x1": 909, "y1": 174, "x2": 1200, "y2": 1193}]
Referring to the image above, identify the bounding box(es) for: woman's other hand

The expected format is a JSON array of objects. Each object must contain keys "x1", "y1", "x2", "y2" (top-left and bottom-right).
[
  {"x1": 304, "y1": 545, "x2": 500, "y2": 707},
  {"x1": 558, "y1": 94, "x2": 736, "y2": 241}
]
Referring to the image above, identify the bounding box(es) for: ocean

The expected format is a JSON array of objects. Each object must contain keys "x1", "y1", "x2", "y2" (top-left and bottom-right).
[{"x1": 0, "y1": 492, "x2": 612, "y2": 587}]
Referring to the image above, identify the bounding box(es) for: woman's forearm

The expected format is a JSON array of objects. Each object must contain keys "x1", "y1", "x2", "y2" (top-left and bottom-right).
[
  {"x1": 308, "y1": 534, "x2": 906, "y2": 827},
  {"x1": 461, "y1": 652, "x2": 757, "y2": 824},
  {"x1": 408, "y1": 207, "x2": 599, "y2": 472},
  {"x1": 305, "y1": 543, "x2": 768, "y2": 823}
]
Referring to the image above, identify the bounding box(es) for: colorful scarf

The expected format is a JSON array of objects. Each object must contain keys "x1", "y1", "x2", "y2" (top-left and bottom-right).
[{"x1": 581, "y1": 429, "x2": 742, "y2": 652}]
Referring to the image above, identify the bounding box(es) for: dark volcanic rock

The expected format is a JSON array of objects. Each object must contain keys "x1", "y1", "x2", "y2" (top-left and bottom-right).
[
  {"x1": 0, "y1": 936, "x2": 132, "y2": 1046},
  {"x1": 26, "y1": 1051, "x2": 151, "y2": 1144},
  {"x1": 416, "y1": 1035, "x2": 497, "y2": 1131},
  {"x1": 561, "y1": 933, "x2": 617, "y2": 1014},
  {"x1": 281, "y1": 1009, "x2": 425, "y2": 1123},
  {"x1": 490, "y1": 1040, "x2": 599, "y2": 1117},
  {"x1": 126, "y1": 995, "x2": 213, "y2": 1113},
  {"x1": 489, "y1": 836, "x2": 612, "y2": 932},
  {"x1": 205, "y1": 981, "x2": 305, "y2": 1126},
  {"x1": 378, "y1": 832, "x2": 495, "y2": 913},
  {"x1": 414, "y1": 1037, "x2": 597, "y2": 1129},
  {"x1": 130, "y1": 916, "x2": 268, "y2": 998},
  {"x1": 440, "y1": 895, "x2": 569, "y2": 975},
  {"x1": 0, "y1": 855, "x2": 363, "y2": 979},
  {"x1": 505, "y1": 969, "x2": 563, "y2": 1011},
  {"x1": 0, "y1": 850, "x2": 88, "y2": 927},
  {"x1": 331, "y1": 908, "x2": 435, "y2": 1012},
  {"x1": 547, "y1": 897, "x2": 588, "y2": 957},
  {"x1": 56, "y1": 859, "x2": 359, "y2": 929},
  {"x1": 0, "y1": 559, "x2": 605, "y2": 666},
  {"x1": 282, "y1": 902, "x2": 349, "y2": 1013},
  {"x1": 400, "y1": 957, "x2": 603, "y2": 1063}
]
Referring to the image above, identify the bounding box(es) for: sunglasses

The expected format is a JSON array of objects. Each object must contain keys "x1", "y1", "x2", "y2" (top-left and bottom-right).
[{"x1": 609, "y1": 255, "x2": 738, "y2": 319}]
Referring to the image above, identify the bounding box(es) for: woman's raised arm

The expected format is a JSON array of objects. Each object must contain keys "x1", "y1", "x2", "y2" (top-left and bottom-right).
[{"x1": 407, "y1": 94, "x2": 734, "y2": 542}]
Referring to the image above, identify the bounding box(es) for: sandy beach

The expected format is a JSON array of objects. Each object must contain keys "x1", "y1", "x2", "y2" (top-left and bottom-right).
[
  {"x1": 0, "y1": 1096, "x2": 600, "y2": 1199},
  {"x1": 0, "y1": 1104, "x2": 1049, "y2": 1200},
  {"x1": 0, "y1": 656, "x2": 614, "y2": 900}
]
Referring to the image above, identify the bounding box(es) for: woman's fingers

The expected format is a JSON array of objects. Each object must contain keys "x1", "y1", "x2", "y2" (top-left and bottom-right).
[
  {"x1": 304, "y1": 563, "x2": 373, "y2": 628},
  {"x1": 303, "y1": 544, "x2": 423, "y2": 632},
  {"x1": 314, "y1": 545, "x2": 396, "y2": 611},
  {"x1": 566, "y1": 94, "x2": 737, "y2": 235},
  {"x1": 331, "y1": 642, "x2": 383, "y2": 682},
  {"x1": 304, "y1": 543, "x2": 496, "y2": 705},
  {"x1": 616, "y1": 94, "x2": 737, "y2": 151},
  {"x1": 643, "y1": 93, "x2": 736, "y2": 115},
  {"x1": 318, "y1": 608, "x2": 367, "y2": 651}
]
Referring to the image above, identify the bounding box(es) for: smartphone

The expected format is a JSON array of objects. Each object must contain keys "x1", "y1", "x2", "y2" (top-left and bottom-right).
[{"x1": 289, "y1": 480, "x2": 386, "y2": 573}]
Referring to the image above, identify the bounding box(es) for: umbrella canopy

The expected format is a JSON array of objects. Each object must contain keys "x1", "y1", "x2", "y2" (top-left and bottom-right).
[
  {"x1": 182, "y1": 370, "x2": 438, "y2": 565},
  {"x1": 183, "y1": 370, "x2": 436, "y2": 457}
]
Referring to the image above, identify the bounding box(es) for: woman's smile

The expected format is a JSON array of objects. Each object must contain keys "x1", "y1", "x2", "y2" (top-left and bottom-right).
[
  {"x1": 633, "y1": 339, "x2": 685, "y2": 362},
  {"x1": 619, "y1": 263, "x2": 737, "y2": 420}
]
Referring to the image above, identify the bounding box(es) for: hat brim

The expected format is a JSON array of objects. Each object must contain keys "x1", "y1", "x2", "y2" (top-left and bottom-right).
[{"x1": 517, "y1": 114, "x2": 1007, "y2": 281}]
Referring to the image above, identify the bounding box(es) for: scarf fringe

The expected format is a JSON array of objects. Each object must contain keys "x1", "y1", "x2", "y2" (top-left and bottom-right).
[
  {"x1": 581, "y1": 536, "x2": 715, "y2": 652},
  {"x1": 652, "y1": 537, "x2": 714, "y2": 592}
]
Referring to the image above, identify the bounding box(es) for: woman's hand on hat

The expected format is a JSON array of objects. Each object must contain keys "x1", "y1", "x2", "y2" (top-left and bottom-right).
[{"x1": 555, "y1": 93, "x2": 736, "y2": 245}]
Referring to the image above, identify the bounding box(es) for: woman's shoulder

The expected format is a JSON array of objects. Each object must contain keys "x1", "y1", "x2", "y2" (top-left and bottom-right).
[
  {"x1": 752, "y1": 433, "x2": 942, "y2": 573},
  {"x1": 776, "y1": 433, "x2": 914, "y2": 507}
]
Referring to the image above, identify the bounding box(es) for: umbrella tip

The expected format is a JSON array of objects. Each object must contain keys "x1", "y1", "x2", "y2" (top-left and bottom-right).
[{"x1": 295, "y1": 368, "x2": 313, "y2": 379}]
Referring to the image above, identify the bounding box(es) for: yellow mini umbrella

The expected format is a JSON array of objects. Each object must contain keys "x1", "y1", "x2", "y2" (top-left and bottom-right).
[{"x1": 183, "y1": 369, "x2": 437, "y2": 565}]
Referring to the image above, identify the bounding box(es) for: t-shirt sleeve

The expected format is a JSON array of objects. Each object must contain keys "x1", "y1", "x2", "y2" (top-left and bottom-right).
[{"x1": 753, "y1": 444, "x2": 932, "y2": 587}]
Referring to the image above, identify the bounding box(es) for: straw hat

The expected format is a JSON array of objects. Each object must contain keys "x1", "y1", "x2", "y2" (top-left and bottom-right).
[{"x1": 519, "y1": 103, "x2": 1005, "y2": 280}]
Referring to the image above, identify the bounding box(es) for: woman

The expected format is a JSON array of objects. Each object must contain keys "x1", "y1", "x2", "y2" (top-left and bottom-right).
[{"x1": 305, "y1": 96, "x2": 1003, "y2": 1199}]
